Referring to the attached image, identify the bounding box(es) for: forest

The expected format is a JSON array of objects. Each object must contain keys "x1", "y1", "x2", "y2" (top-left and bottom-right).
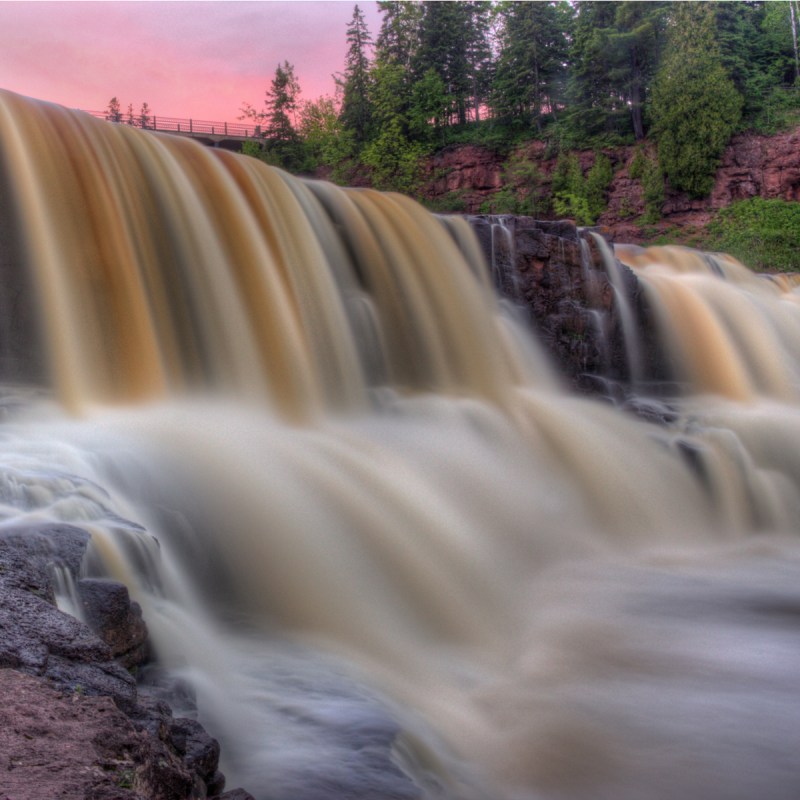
[{"x1": 239, "y1": 1, "x2": 799, "y2": 199}]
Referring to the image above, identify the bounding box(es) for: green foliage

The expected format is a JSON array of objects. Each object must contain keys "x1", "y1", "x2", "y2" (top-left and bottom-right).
[
  {"x1": 361, "y1": 118, "x2": 426, "y2": 194},
  {"x1": 629, "y1": 146, "x2": 646, "y2": 180},
  {"x1": 340, "y1": 5, "x2": 374, "y2": 146},
  {"x1": 650, "y1": 4, "x2": 743, "y2": 198},
  {"x1": 585, "y1": 152, "x2": 613, "y2": 220},
  {"x1": 551, "y1": 151, "x2": 613, "y2": 225},
  {"x1": 485, "y1": 151, "x2": 548, "y2": 215},
  {"x1": 630, "y1": 147, "x2": 665, "y2": 223},
  {"x1": 298, "y1": 96, "x2": 358, "y2": 182},
  {"x1": 409, "y1": 68, "x2": 449, "y2": 143},
  {"x1": 422, "y1": 191, "x2": 468, "y2": 213},
  {"x1": 640, "y1": 155, "x2": 665, "y2": 224},
  {"x1": 750, "y1": 83, "x2": 800, "y2": 134},
  {"x1": 490, "y1": 1, "x2": 570, "y2": 133},
  {"x1": 706, "y1": 198, "x2": 800, "y2": 271}
]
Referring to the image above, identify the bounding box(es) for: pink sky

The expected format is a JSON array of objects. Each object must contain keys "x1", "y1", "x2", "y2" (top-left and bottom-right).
[{"x1": 0, "y1": 1, "x2": 381, "y2": 123}]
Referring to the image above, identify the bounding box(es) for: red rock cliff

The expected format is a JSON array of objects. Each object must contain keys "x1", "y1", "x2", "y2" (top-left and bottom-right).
[{"x1": 423, "y1": 127, "x2": 800, "y2": 241}]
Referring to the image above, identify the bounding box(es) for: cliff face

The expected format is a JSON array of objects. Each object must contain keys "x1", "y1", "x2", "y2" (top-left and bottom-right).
[
  {"x1": 469, "y1": 217, "x2": 646, "y2": 396},
  {"x1": 424, "y1": 127, "x2": 800, "y2": 242}
]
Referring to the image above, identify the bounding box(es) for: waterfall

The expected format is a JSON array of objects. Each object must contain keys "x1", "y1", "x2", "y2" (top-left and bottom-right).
[{"x1": 2, "y1": 90, "x2": 800, "y2": 800}]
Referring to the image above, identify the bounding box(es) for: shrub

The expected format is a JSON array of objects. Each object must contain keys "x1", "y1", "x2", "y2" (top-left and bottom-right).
[
  {"x1": 484, "y1": 152, "x2": 548, "y2": 216},
  {"x1": 551, "y1": 151, "x2": 612, "y2": 225},
  {"x1": 706, "y1": 198, "x2": 800, "y2": 271}
]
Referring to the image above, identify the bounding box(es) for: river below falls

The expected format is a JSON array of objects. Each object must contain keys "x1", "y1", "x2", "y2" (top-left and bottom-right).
[{"x1": 3, "y1": 388, "x2": 800, "y2": 800}]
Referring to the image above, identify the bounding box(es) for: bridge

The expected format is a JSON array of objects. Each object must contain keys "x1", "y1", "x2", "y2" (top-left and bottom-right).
[{"x1": 84, "y1": 110, "x2": 262, "y2": 149}]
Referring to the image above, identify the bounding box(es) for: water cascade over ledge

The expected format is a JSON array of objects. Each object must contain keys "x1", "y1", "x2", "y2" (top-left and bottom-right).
[{"x1": 3, "y1": 90, "x2": 800, "y2": 799}]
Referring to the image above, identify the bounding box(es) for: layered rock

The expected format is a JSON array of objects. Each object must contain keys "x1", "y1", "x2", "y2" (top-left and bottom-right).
[
  {"x1": 425, "y1": 126, "x2": 800, "y2": 243},
  {"x1": 469, "y1": 216, "x2": 644, "y2": 394}
]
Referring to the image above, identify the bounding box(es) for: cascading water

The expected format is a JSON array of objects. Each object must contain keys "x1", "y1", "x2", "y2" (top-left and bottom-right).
[{"x1": 2, "y1": 89, "x2": 800, "y2": 799}]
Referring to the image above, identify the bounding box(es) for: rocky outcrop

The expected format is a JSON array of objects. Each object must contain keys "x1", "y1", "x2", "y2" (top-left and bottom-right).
[
  {"x1": 711, "y1": 128, "x2": 800, "y2": 205},
  {"x1": 469, "y1": 215, "x2": 681, "y2": 415},
  {"x1": 426, "y1": 126, "x2": 800, "y2": 242},
  {"x1": 0, "y1": 524, "x2": 249, "y2": 799},
  {"x1": 427, "y1": 144, "x2": 504, "y2": 210},
  {"x1": 469, "y1": 216, "x2": 644, "y2": 395}
]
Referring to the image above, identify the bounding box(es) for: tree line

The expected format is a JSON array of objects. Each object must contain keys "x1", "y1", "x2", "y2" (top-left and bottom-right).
[{"x1": 226, "y1": 2, "x2": 800, "y2": 201}]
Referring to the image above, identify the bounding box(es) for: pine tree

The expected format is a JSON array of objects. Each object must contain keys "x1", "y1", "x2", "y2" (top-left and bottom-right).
[
  {"x1": 265, "y1": 61, "x2": 301, "y2": 144},
  {"x1": 463, "y1": 1, "x2": 494, "y2": 123},
  {"x1": 414, "y1": 1, "x2": 473, "y2": 125},
  {"x1": 256, "y1": 61, "x2": 304, "y2": 170},
  {"x1": 106, "y1": 97, "x2": 122, "y2": 123},
  {"x1": 140, "y1": 102, "x2": 151, "y2": 129},
  {"x1": 650, "y1": 3, "x2": 743, "y2": 197},
  {"x1": 561, "y1": 1, "x2": 662, "y2": 144},
  {"x1": 375, "y1": 1, "x2": 422, "y2": 74},
  {"x1": 491, "y1": 1, "x2": 570, "y2": 133},
  {"x1": 340, "y1": 5, "x2": 374, "y2": 146},
  {"x1": 606, "y1": 2, "x2": 665, "y2": 140}
]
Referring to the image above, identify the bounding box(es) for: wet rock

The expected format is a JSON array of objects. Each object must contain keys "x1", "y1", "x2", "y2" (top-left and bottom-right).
[
  {"x1": 167, "y1": 716, "x2": 222, "y2": 787},
  {"x1": 80, "y1": 577, "x2": 150, "y2": 669},
  {"x1": 470, "y1": 216, "x2": 639, "y2": 390},
  {"x1": 0, "y1": 522, "x2": 241, "y2": 798}
]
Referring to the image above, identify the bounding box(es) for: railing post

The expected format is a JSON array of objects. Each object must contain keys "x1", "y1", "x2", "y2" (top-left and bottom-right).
[
  {"x1": 190, "y1": 119, "x2": 193, "y2": 133},
  {"x1": 153, "y1": 115, "x2": 157, "y2": 131},
  {"x1": 224, "y1": 122, "x2": 228, "y2": 135}
]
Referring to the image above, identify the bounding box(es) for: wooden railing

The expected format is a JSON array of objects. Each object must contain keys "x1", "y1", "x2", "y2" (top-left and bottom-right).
[{"x1": 84, "y1": 110, "x2": 261, "y2": 140}]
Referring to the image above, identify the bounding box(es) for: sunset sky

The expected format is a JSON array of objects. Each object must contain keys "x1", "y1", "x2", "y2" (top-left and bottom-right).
[{"x1": 0, "y1": 1, "x2": 382, "y2": 123}]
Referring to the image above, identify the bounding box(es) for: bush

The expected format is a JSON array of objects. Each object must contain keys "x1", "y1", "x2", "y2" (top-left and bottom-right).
[
  {"x1": 706, "y1": 198, "x2": 800, "y2": 271},
  {"x1": 551, "y1": 151, "x2": 612, "y2": 225},
  {"x1": 484, "y1": 151, "x2": 548, "y2": 216}
]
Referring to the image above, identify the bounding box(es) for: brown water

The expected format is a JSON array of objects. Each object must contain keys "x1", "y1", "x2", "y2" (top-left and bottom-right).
[{"x1": 2, "y1": 90, "x2": 800, "y2": 799}]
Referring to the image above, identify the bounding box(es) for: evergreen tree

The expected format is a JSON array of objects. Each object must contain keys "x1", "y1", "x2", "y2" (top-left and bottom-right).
[
  {"x1": 242, "y1": 61, "x2": 304, "y2": 170},
  {"x1": 414, "y1": 1, "x2": 474, "y2": 125},
  {"x1": 650, "y1": 3, "x2": 743, "y2": 197},
  {"x1": 140, "y1": 102, "x2": 151, "y2": 129},
  {"x1": 561, "y1": 2, "x2": 620, "y2": 143},
  {"x1": 375, "y1": 1, "x2": 422, "y2": 74},
  {"x1": 106, "y1": 97, "x2": 122, "y2": 123},
  {"x1": 340, "y1": 5, "x2": 374, "y2": 146},
  {"x1": 561, "y1": 1, "x2": 662, "y2": 144},
  {"x1": 126, "y1": 103, "x2": 135, "y2": 126},
  {"x1": 606, "y1": 2, "x2": 665, "y2": 140},
  {"x1": 463, "y1": 1, "x2": 494, "y2": 123},
  {"x1": 362, "y1": 60, "x2": 425, "y2": 193},
  {"x1": 491, "y1": 1, "x2": 570, "y2": 133}
]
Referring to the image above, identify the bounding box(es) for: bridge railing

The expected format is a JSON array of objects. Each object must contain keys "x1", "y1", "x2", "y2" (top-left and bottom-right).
[{"x1": 83, "y1": 110, "x2": 262, "y2": 139}]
